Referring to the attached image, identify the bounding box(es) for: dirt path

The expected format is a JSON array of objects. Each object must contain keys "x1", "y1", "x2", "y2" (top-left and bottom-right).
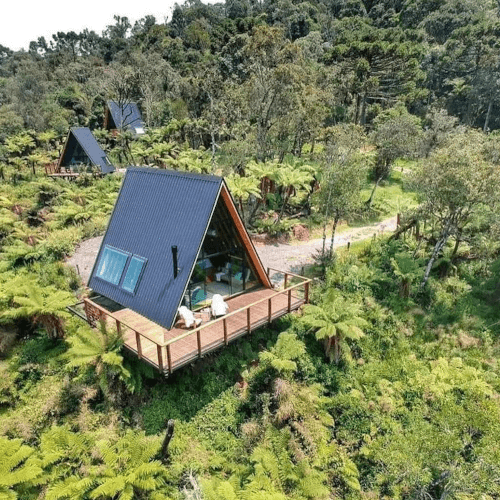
[
  {"x1": 255, "y1": 216, "x2": 397, "y2": 275},
  {"x1": 66, "y1": 216, "x2": 396, "y2": 285}
]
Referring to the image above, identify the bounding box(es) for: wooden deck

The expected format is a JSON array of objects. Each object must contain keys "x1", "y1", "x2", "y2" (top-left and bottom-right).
[{"x1": 83, "y1": 270, "x2": 310, "y2": 375}]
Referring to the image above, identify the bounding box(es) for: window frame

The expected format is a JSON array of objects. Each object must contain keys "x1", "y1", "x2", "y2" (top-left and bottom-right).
[
  {"x1": 120, "y1": 255, "x2": 148, "y2": 295},
  {"x1": 95, "y1": 245, "x2": 131, "y2": 286}
]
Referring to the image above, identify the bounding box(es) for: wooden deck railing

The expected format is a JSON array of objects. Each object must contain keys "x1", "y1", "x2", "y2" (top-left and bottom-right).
[
  {"x1": 83, "y1": 269, "x2": 311, "y2": 374},
  {"x1": 44, "y1": 161, "x2": 62, "y2": 175},
  {"x1": 83, "y1": 298, "x2": 165, "y2": 369}
]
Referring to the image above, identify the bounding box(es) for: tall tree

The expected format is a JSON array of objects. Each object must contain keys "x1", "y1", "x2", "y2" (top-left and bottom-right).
[
  {"x1": 439, "y1": 16, "x2": 500, "y2": 131},
  {"x1": 410, "y1": 131, "x2": 500, "y2": 287},
  {"x1": 316, "y1": 124, "x2": 367, "y2": 258},
  {"x1": 325, "y1": 17, "x2": 427, "y2": 125},
  {"x1": 367, "y1": 105, "x2": 422, "y2": 207},
  {"x1": 242, "y1": 25, "x2": 304, "y2": 160}
]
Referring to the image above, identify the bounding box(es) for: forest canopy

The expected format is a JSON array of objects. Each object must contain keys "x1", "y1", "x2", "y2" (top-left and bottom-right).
[{"x1": 1, "y1": 0, "x2": 500, "y2": 137}]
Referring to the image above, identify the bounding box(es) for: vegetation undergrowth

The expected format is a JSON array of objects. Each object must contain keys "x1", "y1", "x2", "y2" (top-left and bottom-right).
[{"x1": 1, "y1": 2, "x2": 500, "y2": 496}]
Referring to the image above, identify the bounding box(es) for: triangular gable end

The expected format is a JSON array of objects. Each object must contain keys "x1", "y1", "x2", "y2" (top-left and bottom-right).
[
  {"x1": 58, "y1": 128, "x2": 114, "y2": 174},
  {"x1": 58, "y1": 129, "x2": 93, "y2": 170},
  {"x1": 172, "y1": 181, "x2": 272, "y2": 329},
  {"x1": 219, "y1": 182, "x2": 271, "y2": 289},
  {"x1": 103, "y1": 105, "x2": 117, "y2": 130}
]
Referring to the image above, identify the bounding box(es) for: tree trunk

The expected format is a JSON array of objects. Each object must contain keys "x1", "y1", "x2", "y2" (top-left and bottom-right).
[
  {"x1": 420, "y1": 220, "x2": 453, "y2": 288},
  {"x1": 321, "y1": 220, "x2": 328, "y2": 259},
  {"x1": 484, "y1": 99, "x2": 493, "y2": 133},
  {"x1": 366, "y1": 176, "x2": 382, "y2": 208},
  {"x1": 247, "y1": 198, "x2": 262, "y2": 226},
  {"x1": 276, "y1": 192, "x2": 289, "y2": 223},
  {"x1": 451, "y1": 235, "x2": 461, "y2": 257},
  {"x1": 257, "y1": 121, "x2": 268, "y2": 162},
  {"x1": 324, "y1": 337, "x2": 333, "y2": 358},
  {"x1": 360, "y1": 94, "x2": 367, "y2": 126},
  {"x1": 328, "y1": 216, "x2": 340, "y2": 258},
  {"x1": 208, "y1": 92, "x2": 217, "y2": 172},
  {"x1": 210, "y1": 128, "x2": 217, "y2": 172},
  {"x1": 354, "y1": 94, "x2": 361, "y2": 125},
  {"x1": 334, "y1": 334, "x2": 341, "y2": 365},
  {"x1": 160, "y1": 419, "x2": 175, "y2": 463},
  {"x1": 239, "y1": 198, "x2": 246, "y2": 223}
]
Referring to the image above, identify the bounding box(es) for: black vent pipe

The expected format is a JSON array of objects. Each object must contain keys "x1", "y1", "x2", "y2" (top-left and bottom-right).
[{"x1": 172, "y1": 246, "x2": 178, "y2": 278}]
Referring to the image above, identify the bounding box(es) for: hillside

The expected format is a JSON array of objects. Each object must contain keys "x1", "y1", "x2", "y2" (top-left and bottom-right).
[{"x1": 1, "y1": 1, "x2": 500, "y2": 499}]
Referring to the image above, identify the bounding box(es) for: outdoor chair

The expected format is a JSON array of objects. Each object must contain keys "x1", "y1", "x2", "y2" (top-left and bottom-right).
[
  {"x1": 178, "y1": 306, "x2": 202, "y2": 328},
  {"x1": 211, "y1": 294, "x2": 229, "y2": 318}
]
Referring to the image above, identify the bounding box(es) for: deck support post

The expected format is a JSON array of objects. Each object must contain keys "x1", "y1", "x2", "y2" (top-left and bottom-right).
[
  {"x1": 305, "y1": 282, "x2": 310, "y2": 304},
  {"x1": 135, "y1": 331, "x2": 142, "y2": 358},
  {"x1": 115, "y1": 319, "x2": 121, "y2": 335},
  {"x1": 157, "y1": 345, "x2": 164, "y2": 371},
  {"x1": 197, "y1": 330, "x2": 202, "y2": 357},
  {"x1": 268, "y1": 298, "x2": 272, "y2": 323},
  {"x1": 247, "y1": 308, "x2": 251, "y2": 333},
  {"x1": 223, "y1": 318, "x2": 228, "y2": 345},
  {"x1": 284, "y1": 273, "x2": 288, "y2": 289},
  {"x1": 287, "y1": 289, "x2": 292, "y2": 312},
  {"x1": 166, "y1": 344, "x2": 172, "y2": 375}
]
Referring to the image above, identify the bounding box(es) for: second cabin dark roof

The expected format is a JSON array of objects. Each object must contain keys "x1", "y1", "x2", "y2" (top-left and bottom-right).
[
  {"x1": 69, "y1": 128, "x2": 115, "y2": 174},
  {"x1": 88, "y1": 167, "x2": 223, "y2": 330},
  {"x1": 107, "y1": 101, "x2": 145, "y2": 133}
]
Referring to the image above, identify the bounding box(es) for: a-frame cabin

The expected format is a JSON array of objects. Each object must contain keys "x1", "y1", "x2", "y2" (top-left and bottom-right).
[
  {"x1": 104, "y1": 101, "x2": 145, "y2": 136},
  {"x1": 83, "y1": 168, "x2": 311, "y2": 374},
  {"x1": 57, "y1": 127, "x2": 114, "y2": 174}
]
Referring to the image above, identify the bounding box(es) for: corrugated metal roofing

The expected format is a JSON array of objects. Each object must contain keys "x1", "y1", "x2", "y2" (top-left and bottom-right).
[
  {"x1": 65, "y1": 128, "x2": 115, "y2": 174},
  {"x1": 88, "y1": 167, "x2": 223, "y2": 330},
  {"x1": 107, "y1": 101, "x2": 145, "y2": 134}
]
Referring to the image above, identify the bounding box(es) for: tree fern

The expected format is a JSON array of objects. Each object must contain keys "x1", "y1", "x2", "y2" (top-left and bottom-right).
[
  {"x1": 65, "y1": 323, "x2": 131, "y2": 403},
  {"x1": 2, "y1": 277, "x2": 73, "y2": 338},
  {"x1": 88, "y1": 431, "x2": 167, "y2": 499},
  {"x1": 0, "y1": 436, "x2": 42, "y2": 500},
  {"x1": 39, "y1": 426, "x2": 172, "y2": 500},
  {"x1": 390, "y1": 252, "x2": 423, "y2": 298},
  {"x1": 301, "y1": 289, "x2": 368, "y2": 364},
  {"x1": 259, "y1": 333, "x2": 305, "y2": 377}
]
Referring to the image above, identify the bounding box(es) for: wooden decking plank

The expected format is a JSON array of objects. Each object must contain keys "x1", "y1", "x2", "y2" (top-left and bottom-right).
[{"x1": 96, "y1": 284, "x2": 308, "y2": 373}]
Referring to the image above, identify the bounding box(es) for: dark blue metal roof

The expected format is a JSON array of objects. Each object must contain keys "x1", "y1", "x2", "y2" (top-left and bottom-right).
[
  {"x1": 107, "y1": 101, "x2": 145, "y2": 134},
  {"x1": 88, "y1": 167, "x2": 223, "y2": 330},
  {"x1": 65, "y1": 128, "x2": 115, "y2": 174}
]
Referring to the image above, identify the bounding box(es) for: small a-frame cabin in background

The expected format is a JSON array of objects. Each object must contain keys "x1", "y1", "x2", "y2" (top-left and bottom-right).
[
  {"x1": 104, "y1": 100, "x2": 145, "y2": 136},
  {"x1": 49, "y1": 127, "x2": 115, "y2": 176},
  {"x1": 83, "y1": 168, "x2": 311, "y2": 375}
]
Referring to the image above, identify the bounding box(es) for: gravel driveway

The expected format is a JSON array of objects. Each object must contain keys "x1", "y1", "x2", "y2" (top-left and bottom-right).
[{"x1": 66, "y1": 216, "x2": 396, "y2": 285}]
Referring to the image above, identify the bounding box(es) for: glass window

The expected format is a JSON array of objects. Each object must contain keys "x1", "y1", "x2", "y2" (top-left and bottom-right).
[
  {"x1": 122, "y1": 256, "x2": 147, "y2": 293},
  {"x1": 96, "y1": 246, "x2": 129, "y2": 285}
]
